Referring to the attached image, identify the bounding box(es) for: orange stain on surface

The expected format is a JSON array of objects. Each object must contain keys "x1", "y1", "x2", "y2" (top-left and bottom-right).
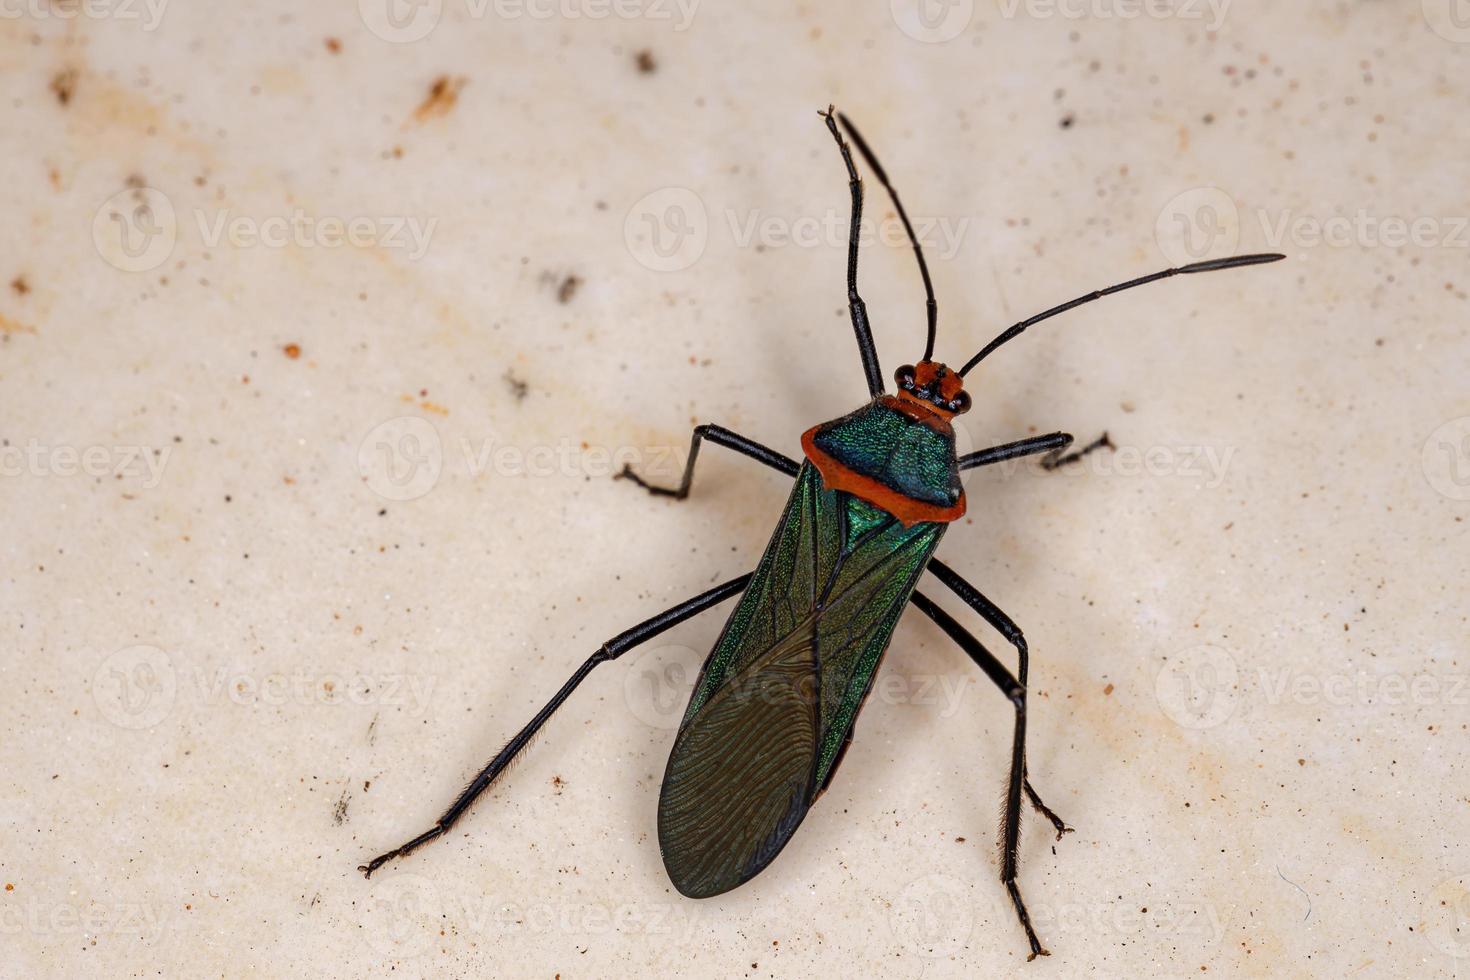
[
  {"x1": 412, "y1": 76, "x2": 466, "y2": 123},
  {"x1": 0, "y1": 313, "x2": 36, "y2": 335}
]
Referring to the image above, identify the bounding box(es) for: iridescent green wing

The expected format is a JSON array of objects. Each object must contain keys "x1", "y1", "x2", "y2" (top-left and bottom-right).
[
  {"x1": 658, "y1": 462, "x2": 944, "y2": 898},
  {"x1": 810, "y1": 492, "x2": 945, "y2": 788}
]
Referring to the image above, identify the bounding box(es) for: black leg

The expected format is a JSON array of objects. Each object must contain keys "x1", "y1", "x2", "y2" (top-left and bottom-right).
[
  {"x1": 820, "y1": 106, "x2": 884, "y2": 398},
  {"x1": 958, "y1": 432, "x2": 1074, "y2": 471},
  {"x1": 615, "y1": 423, "x2": 798, "y2": 499},
  {"x1": 358, "y1": 572, "x2": 753, "y2": 878},
  {"x1": 909, "y1": 590, "x2": 1050, "y2": 961},
  {"x1": 926, "y1": 560, "x2": 1072, "y2": 839},
  {"x1": 1040, "y1": 432, "x2": 1113, "y2": 471}
]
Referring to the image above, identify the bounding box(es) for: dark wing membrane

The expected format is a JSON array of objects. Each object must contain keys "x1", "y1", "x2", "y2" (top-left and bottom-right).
[
  {"x1": 658, "y1": 620, "x2": 820, "y2": 897},
  {"x1": 657, "y1": 464, "x2": 944, "y2": 897}
]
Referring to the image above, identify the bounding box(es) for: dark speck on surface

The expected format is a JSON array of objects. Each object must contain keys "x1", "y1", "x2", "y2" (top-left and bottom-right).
[
  {"x1": 50, "y1": 68, "x2": 78, "y2": 106},
  {"x1": 557, "y1": 274, "x2": 581, "y2": 304},
  {"x1": 504, "y1": 370, "x2": 529, "y2": 402},
  {"x1": 635, "y1": 49, "x2": 657, "y2": 74}
]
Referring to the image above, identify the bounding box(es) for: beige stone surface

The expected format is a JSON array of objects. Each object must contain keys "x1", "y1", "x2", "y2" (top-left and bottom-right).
[{"x1": 2, "y1": 2, "x2": 1467, "y2": 977}]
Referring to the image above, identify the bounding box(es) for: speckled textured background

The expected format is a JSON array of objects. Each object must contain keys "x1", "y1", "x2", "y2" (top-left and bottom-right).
[{"x1": 2, "y1": 2, "x2": 1468, "y2": 977}]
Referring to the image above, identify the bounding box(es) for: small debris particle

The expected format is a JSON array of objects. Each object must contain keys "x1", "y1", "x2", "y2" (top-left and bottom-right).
[
  {"x1": 325, "y1": 38, "x2": 342, "y2": 54},
  {"x1": 282, "y1": 343, "x2": 301, "y2": 359},
  {"x1": 557, "y1": 274, "x2": 581, "y2": 304},
  {"x1": 333, "y1": 790, "x2": 351, "y2": 825},
  {"x1": 10, "y1": 276, "x2": 29, "y2": 296},
  {"x1": 1059, "y1": 113, "x2": 1075, "y2": 129},
  {"x1": 413, "y1": 75, "x2": 466, "y2": 123},
  {"x1": 503, "y1": 370, "x2": 529, "y2": 402},
  {"x1": 4, "y1": 883, "x2": 12, "y2": 892},
  {"x1": 51, "y1": 68, "x2": 78, "y2": 106},
  {"x1": 955, "y1": 836, "x2": 966, "y2": 843},
  {"x1": 1103, "y1": 683, "x2": 1114, "y2": 696},
  {"x1": 635, "y1": 49, "x2": 657, "y2": 74}
]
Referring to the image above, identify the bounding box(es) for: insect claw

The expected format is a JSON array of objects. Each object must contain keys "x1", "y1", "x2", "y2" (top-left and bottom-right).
[{"x1": 1026, "y1": 947, "x2": 1051, "y2": 962}]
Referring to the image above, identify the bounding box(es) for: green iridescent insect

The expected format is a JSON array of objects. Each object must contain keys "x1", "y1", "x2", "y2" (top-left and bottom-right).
[{"x1": 359, "y1": 107, "x2": 1284, "y2": 960}]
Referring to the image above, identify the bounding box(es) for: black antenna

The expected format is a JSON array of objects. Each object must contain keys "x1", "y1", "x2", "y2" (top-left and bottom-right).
[
  {"x1": 957, "y1": 253, "x2": 1287, "y2": 377},
  {"x1": 837, "y1": 112, "x2": 940, "y2": 362}
]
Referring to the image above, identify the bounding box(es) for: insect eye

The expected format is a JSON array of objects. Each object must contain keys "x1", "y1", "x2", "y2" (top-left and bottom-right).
[
  {"x1": 952, "y1": 391, "x2": 972, "y2": 414},
  {"x1": 894, "y1": 364, "x2": 917, "y2": 388}
]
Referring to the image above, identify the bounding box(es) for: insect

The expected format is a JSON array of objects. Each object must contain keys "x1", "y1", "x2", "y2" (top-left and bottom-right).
[{"x1": 359, "y1": 106, "x2": 1284, "y2": 960}]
